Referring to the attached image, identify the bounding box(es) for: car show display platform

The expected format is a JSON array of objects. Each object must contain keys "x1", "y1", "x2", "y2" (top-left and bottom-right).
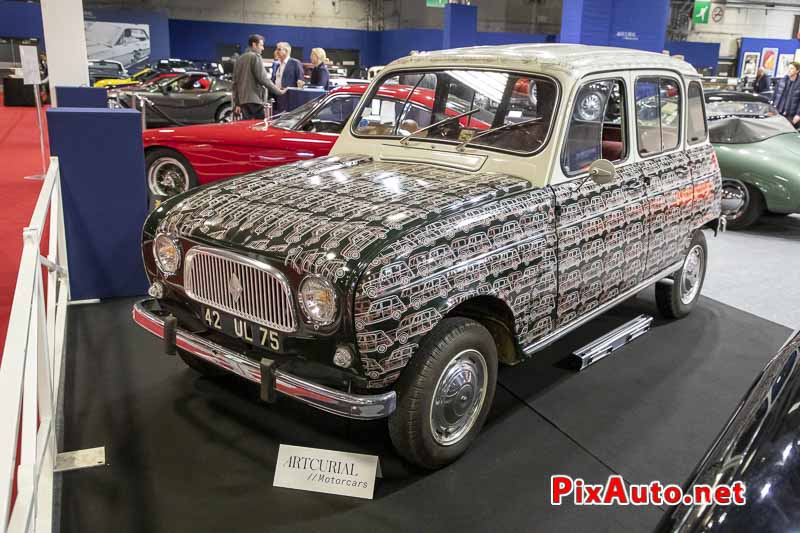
[{"x1": 59, "y1": 293, "x2": 791, "y2": 533}]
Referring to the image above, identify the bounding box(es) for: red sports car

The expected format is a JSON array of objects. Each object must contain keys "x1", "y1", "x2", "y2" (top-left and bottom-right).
[{"x1": 143, "y1": 83, "x2": 490, "y2": 200}]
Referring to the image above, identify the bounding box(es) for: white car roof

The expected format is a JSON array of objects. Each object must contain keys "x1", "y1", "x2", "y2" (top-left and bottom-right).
[{"x1": 385, "y1": 43, "x2": 698, "y2": 79}]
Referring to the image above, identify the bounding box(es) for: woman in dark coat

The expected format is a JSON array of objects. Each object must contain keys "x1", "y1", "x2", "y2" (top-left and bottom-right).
[{"x1": 309, "y1": 47, "x2": 330, "y2": 90}]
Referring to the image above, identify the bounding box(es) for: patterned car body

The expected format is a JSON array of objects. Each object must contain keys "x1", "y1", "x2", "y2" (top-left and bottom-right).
[{"x1": 140, "y1": 45, "x2": 722, "y2": 393}]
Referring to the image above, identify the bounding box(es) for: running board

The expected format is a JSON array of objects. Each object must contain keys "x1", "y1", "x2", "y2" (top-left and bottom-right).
[
  {"x1": 54, "y1": 446, "x2": 106, "y2": 473},
  {"x1": 570, "y1": 314, "x2": 654, "y2": 371}
]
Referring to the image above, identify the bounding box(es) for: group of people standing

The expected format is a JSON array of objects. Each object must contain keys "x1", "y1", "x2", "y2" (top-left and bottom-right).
[
  {"x1": 231, "y1": 33, "x2": 331, "y2": 120},
  {"x1": 752, "y1": 62, "x2": 800, "y2": 128}
]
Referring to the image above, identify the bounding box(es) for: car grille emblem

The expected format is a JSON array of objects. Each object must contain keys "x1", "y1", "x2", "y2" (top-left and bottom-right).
[{"x1": 228, "y1": 273, "x2": 243, "y2": 303}]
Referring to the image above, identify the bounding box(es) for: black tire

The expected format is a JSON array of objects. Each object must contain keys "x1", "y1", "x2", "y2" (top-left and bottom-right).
[
  {"x1": 388, "y1": 317, "x2": 498, "y2": 469},
  {"x1": 216, "y1": 103, "x2": 233, "y2": 123},
  {"x1": 722, "y1": 179, "x2": 764, "y2": 230},
  {"x1": 177, "y1": 348, "x2": 228, "y2": 377},
  {"x1": 655, "y1": 230, "x2": 708, "y2": 319},
  {"x1": 145, "y1": 148, "x2": 198, "y2": 208}
]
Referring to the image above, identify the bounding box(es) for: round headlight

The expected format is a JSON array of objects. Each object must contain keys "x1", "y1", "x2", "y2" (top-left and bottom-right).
[
  {"x1": 153, "y1": 233, "x2": 181, "y2": 275},
  {"x1": 299, "y1": 276, "x2": 337, "y2": 326}
]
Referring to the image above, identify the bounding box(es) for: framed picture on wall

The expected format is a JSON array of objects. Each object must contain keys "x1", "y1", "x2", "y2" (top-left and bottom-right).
[
  {"x1": 777, "y1": 54, "x2": 795, "y2": 77},
  {"x1": 760, "y1": 47, "x2": 779, "y2": 76},
  {"x1": 795, "y1": 49, "x2": 800, "y2": 63},
  {"x1": 741, "y1": 51, "x2": 760, "y2": 77}
]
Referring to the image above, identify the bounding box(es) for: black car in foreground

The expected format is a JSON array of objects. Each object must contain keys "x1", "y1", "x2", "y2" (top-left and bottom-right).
[{"x1": 657, "y1": 329, "x2": 800, "y2": 532}]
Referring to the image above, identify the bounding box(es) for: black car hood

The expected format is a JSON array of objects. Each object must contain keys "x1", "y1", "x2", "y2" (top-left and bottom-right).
[
  {"x1": 149, "y1": 154, "x2": 531, "y2": 284},
  {"x1": 655, "y1": 330, "x2": 800, "y2": 532}
]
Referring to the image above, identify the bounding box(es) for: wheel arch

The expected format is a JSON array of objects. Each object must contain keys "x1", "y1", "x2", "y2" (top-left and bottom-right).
[{"x1": 444, "y1": 295, "x2": 522, "y2": 366}]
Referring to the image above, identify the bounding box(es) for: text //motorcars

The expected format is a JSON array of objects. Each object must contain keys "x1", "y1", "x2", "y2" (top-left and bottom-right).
[
  {"x1": 112, "y1": 72, "x2": 233, "y2": 128},
  {"x1": 704, "y1": 90, "x2": 800, "y2": 228},
  {"x1": 133, "y1": 44, "x2": 722, "y2": 469}
]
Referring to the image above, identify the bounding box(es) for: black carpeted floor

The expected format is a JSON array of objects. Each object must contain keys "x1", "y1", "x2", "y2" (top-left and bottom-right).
[{"x1": 59, "y1": 292, "x2": 791, "y2": 533}]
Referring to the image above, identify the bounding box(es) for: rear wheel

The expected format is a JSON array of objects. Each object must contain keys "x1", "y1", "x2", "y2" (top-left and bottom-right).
[
  {"x1": 388, "y1": 317, "x2": 497, "y2": 469},
  {"x1": 722, "y1": 179, "x2": 764, "y2": 229},
  {"x1": 177, "y1": 349, "x2": 227, "y2": 377},
  {"x1": 145, "y1": 148, "x2": 198, "y2": 208},
  {"x1": 655, "y1": 230, "x2": 708, "y2": 319},
  {"x1": 216, "y1": 103, "x2": 233, "y2": 123}
]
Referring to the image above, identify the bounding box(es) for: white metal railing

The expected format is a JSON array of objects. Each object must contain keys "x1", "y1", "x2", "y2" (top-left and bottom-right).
[{"x1": 0, "y1": 157, "x2": 69, "y2": 533}]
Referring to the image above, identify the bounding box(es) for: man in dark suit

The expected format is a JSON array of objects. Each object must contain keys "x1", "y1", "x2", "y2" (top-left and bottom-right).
[
  {"x1": 773, "y1": 61, "x2": 800, "y2": 128},
  {"x1": 752, "y1": 67, "x2": 770, "y2": 94},
  {"x1": 271, "y1": 41, "x2": 304, "y2": 113}
]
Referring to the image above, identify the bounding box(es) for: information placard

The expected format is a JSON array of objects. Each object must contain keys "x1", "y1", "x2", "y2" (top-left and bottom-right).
[
  {"x1": 19, "y1": 45, "x2": 41, "y2": 85},
  {"x1": 273, "y1": 444, "x2": 379, "y2": 499}
]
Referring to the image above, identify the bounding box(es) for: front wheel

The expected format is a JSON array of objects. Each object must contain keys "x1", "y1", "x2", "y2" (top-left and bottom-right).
[
  {"x1": 388, "y1": 317, "x2": 497, "y2": 469},
  {"x1": 655, "y1": 230, "x2": 708, "y2": 319},
  {"x1": 145, "y1": 148, "x2": 198, "y2": 207}
]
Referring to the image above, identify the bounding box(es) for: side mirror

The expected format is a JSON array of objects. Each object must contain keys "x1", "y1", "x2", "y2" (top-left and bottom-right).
[{"x1": 588, "y1": 159, "x2": 616, "y2": 185}]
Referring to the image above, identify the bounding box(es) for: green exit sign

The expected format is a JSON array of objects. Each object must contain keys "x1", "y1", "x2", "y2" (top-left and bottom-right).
[
  {"x1": 693, "y1": 1, "x2": 711, "y2": 24},
  {"x1": 426, "y1": 0, "x2": 447, "y2": 7}
]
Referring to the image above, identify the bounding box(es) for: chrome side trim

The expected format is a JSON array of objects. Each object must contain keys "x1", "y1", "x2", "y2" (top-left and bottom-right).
[
  {"x1": 184, "y1": 246, "x2": 297, "y2": 333},
  {"x1": 132, "y1": 300, "x2": 396, "y2": 420},
  {"x1": 522, "y1": 261, "x2": 683, "y2": 356}
]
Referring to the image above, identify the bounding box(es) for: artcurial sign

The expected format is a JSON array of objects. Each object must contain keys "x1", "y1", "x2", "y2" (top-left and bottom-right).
[{"x1": 273, "y1": 444, "x2": 379, "y2": 499}]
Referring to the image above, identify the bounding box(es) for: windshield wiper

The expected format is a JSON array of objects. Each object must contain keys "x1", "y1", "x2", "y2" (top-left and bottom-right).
[
  {"x1": 399, "y1": 107, "x2": 481, "y2": 146},
  {"x1": 456, "y1": 116, "x2": 543, "y2": 152}
]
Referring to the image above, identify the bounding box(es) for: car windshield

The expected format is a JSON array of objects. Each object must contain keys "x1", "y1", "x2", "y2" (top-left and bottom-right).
[
  {"x1": 271, "y1": 95, "x2": 327, "y2": 129},
  {"x1": 353, "y1": 69, "x2": 558, "y2": 154},
  {"x1": 706, "y1": 99, "x2": 777, "y2": 120}
]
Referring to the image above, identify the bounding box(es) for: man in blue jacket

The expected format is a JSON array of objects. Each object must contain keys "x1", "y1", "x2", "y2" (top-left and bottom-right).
[
  {"x1": 773, "y1": 61, "x2": 800, "y2": 128},
  {"x1": 271, "y1": 41, "x2": 304, "y2": 113}
]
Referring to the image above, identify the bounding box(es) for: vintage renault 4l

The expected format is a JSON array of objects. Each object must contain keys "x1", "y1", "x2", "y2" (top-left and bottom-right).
[{"x1": 133, "y1": 44, "x2": 723, "y2": 468}]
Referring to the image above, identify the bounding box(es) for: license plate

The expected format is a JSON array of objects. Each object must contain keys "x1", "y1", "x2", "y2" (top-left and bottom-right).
[{"x1": 202, "y1": 306, "x2": 282, "y2": 352}]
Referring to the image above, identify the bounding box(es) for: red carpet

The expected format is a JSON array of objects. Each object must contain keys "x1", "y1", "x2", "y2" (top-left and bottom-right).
[{"x1": 0, "y1": 94, "x2": 49, "y2": 361}]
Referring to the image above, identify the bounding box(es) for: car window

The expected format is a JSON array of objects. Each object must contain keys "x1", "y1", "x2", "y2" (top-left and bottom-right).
[
  {"x1": 314, "y1": 96, "x2": 359, "y2": 124},
  {"x1": 562, "y1": 79, "x2": 627, "y2": 175},
  {"x1": 687, "y1": 82, "x2": 708, "y2": 144},
  {"x1": 660, "y1": 78, "x2": 681, "y2": 151},
  {"x1": 300, "y1": 95, "x2": 360, "y2": 133},
  {"x1": 354, "y1": 69, "x2": 558, "y2": 154},
  {"x1": 635, "y1": 76, "x2": 682, "y2": 156}
]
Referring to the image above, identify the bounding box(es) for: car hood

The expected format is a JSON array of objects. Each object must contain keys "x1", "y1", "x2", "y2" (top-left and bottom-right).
[
  {"x1": 143, "y1": 120, "x2": 294, "y2": 146},
  {"x1": 765, "y1": 131, "x2": 800, "y2": 158},
  {"x1": 147, "y1": 154, "x2": 532, "y2": 285}
]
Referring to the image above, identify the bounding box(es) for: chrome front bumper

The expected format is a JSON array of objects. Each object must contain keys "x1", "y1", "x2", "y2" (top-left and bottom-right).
[{"x1": 132, "y1": 299, "x2": 396, "y2": 420}]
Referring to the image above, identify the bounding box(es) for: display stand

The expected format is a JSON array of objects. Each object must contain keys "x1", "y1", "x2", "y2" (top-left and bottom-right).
[{"x1": 20, "y1": 45, "x2": 47, "y2": 180}]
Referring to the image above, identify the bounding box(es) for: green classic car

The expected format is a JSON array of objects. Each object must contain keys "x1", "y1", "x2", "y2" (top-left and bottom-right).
[{"x1": 706, "y1": 91, "x2": 800, "y2": 229}]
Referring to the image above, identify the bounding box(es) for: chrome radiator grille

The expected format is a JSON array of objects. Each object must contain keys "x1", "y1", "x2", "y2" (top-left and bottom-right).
[{"x1": 184, "y1": 247, "x2": 296, "y2": 332}]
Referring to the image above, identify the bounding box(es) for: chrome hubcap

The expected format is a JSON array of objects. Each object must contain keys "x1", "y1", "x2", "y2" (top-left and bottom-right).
[
  {"x1": 721, "y1": 180, "x2": 748, "y2": 220},
  {"x1": 148, "y1": 157, "x2": 189, "y2": 197},
  {"x1": 429, "y1": 349, "x2": 488, "y2": 446},
  {"x1": 680, "y1": 244, "x2": 705, "y2": 305}
]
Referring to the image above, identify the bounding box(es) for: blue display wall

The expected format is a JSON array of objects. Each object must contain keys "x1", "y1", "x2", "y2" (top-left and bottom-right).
[
  {"x1": 665, "y1": 41, "x2": 721, "y2": 74},
  {"x1": 169, "y1": 19, "x2": 380, "y2": 66},
  {"x1": 170, "y1": 18, "x2": 556, "y2": 67},
  {"x1": 0, "y1": 0, "x2": 44, "y2": 43},
  {"x1": 560, "y1": 0, "x2": 669, "y2": 53},
  {"x1": 738, "y1": 37, "x2": 800, "y2": 78},
  {"x1": 0, "y1": 4, "x2": 170, "y2": 64}
]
